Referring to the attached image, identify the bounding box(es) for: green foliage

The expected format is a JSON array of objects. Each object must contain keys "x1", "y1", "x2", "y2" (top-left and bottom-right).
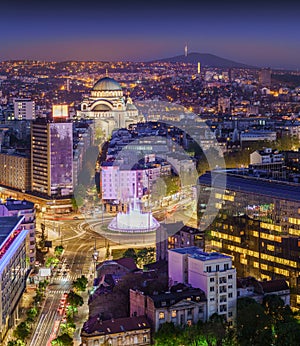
[
  {"x1": 73, "y1": 275, "x2": 88, "y2": 292},
  {"x1": 8, "y1": 340, "x2": 26, "y2": 346},
  {"x1": 60, "y1": 321, "x2": 76, "y2": 337},
  {"x1": 54, "y1": 245, "x2": 64, "y2": 257},
  {"x1": 26, "y1": 307, "x2": 38, "y2": 322},
  {"x1": 13, "y1": 321, "x2": 30, "y2": 341},
  {"x1": 51, "y1": 333, "x2": 73, "y2": 346},
  {"x1": 136, "y1": 247, "x2": 155, "y2": 267},
  {"x1": 122, "y1": 248, "x2": 137, "y2": 261},
  {"x1": 237, "y1": 295, "x2": 300, "y2": 346},
  {"x1": 45, "y1": 256, "x2": 59, "y2": 268},
  {"x1": 154, "y1": 317, "x2": 232, "y2": 346},
  {"x1": 67, "y1": 290, "x2": 84, "y2": 308}
]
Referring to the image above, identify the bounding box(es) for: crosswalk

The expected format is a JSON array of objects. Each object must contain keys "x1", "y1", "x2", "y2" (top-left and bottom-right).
[
  {"x1": 51, "y1": 273, "x2": 83, "y2": 282},
  {"x1": 48, "y1": 289, "x2": 69, "y2": 294}
]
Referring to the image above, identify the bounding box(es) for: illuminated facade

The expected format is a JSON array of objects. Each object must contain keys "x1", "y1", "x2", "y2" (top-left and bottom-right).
[
  {"x1": 0, "y1": 198, "x2": 36, "y2": 265},
  {"x1": 77, "y1": 76, "x2": 142, "y2": 136},
  {"x1": 198, "y1": 171, "x2": 300, "y2": 307},
  {"x1": 31, "y1": 119, "x2": 73, "y2": 197},
  {"x1": 0, "y1": 153, "x2": 30, "y2": 192},
  {"x1": 168, "y1": 247, "x2": 236, "y2": 324},
  {"x1": 0, "y1": 216, "x2": 28, "y2": 342},
  {"x1": 13, "y1": 98, "x2": 35, "y2": 120}
]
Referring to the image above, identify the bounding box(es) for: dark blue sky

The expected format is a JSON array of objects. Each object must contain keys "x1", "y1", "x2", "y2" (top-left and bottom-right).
[{"x1": 1, "y1": 1, "x2": 300, "y2": 69}]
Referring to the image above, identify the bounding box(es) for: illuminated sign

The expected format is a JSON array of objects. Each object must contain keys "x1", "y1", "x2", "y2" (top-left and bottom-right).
[{"x1": 53, "y1": 104, "x2": 68, "y2": 118}]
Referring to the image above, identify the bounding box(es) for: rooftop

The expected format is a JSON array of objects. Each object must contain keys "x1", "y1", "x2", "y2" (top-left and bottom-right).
[
  {"x1": 81, "y1": 315, "x2": 150, "y2": 336},
  {"x1": 0, "y1": 216, "x2": 23, "y2": 247},
  {"x1": 199, "y1": 171, "x2": 300, "y2": 202},
  {"x1": 5, "y1": 198, "x2": 34, "y2": 211},
  {"x1": 170, "y1": 246, "x2": 231, "y2": 261}
]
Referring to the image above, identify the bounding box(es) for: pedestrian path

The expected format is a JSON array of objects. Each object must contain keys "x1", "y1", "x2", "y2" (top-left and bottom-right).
[{"x1": 51, "y1": 273, "x2": 83, "y2": 282}]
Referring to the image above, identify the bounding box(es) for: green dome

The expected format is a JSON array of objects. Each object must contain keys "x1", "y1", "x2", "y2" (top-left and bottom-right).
[{"x1": 92, "y1": 77, "x2": 122, "y2": 91}]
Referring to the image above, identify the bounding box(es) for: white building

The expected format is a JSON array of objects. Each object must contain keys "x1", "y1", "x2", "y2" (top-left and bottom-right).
[
  {"x1": 101, "y1": 161, "x2": 161, "y2": 202},
  {"x1": 13, "y1": 98, "x2": 35, "y2": 120},
  {"x1": 168, "y1": 247, "x2": 237, "y2": 324},
  {"x1": 77, "y1": 76, "x2": 142, "y2": 137},
  {"x1": 250, "y1": 148, "x2": 283, "y2": 165}
]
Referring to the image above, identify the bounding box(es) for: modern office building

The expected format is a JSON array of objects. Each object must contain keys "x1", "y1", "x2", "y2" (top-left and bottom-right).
[
  {"x1": 0, "y1": 198, "x2": 36, "y2": 265},
  {"x1": 13, "y1": 98, "x2": 35, "y2": 120},
  {"x1": 0, "y1": 216, "x2": 28, "y2": 342},
  {"x1": 198, "y1": 171, "x2": 300, "y2": 307},
  {"x1": 168, "y1": 247, "x2": 236, "y2": 324},
  {"x1": 31, "y1": 118, "x2": 73, "y2": 197},
  {"x1": 0, "y1": 153, "x2": 31, "y2": 191}
]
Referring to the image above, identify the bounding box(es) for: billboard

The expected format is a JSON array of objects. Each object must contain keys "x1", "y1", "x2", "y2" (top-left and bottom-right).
[{"x1": 53, "y1": 104, "x2": 68, "y2": 118}]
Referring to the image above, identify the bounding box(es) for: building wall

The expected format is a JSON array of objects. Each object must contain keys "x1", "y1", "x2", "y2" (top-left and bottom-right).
[
  {"x1": 198, "y1": 178, "x2": 300, "y2": 307},
  {"x1": 81, "y1": 328, "x2": 151, "y2": 346},
  {"x1": 0, "y1": 153, "x2": 30, "y2": 191},
  {"x1": 0, "y1": 219, "x2": 28, "y2": 342}
]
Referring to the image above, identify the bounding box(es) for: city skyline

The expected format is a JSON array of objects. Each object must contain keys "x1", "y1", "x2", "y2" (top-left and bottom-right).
[{"x1": 1, "y1": 1, "x2": 300, "y2": 69}]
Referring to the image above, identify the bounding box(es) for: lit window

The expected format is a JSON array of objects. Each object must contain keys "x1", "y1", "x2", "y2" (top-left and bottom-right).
[
  {"x1": 171, "y1": 310, "x2": 177, "y2": 318},
  {"x1": 159, "y1": 312, "x2": 165, "y2": 319}
]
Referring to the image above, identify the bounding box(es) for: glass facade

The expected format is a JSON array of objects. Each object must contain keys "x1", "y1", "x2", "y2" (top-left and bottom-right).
[
  {"x1": 198, "y1": 172, "x2": 300, "y2": 307},
  {"x1": 50, "y1": 123, "x2": 73, "y2": 196}
]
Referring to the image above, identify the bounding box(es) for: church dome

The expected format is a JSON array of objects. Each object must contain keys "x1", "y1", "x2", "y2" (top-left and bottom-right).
[{"x1": 92, "y1": 77, "x2": 122, "y2": 91}]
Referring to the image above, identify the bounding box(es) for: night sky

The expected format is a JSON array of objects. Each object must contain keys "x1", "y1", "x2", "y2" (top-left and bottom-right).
[{"x1": 1, "y1": 0, "x2": 300, "y2": 69}]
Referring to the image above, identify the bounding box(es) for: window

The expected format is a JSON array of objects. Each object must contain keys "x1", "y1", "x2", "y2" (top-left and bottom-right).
[
  {"x1": 210, "y1": 298, "x2": 215, "y2": 301},
  {"x1": 171, "y1": 310, "x2": 177, "y2": 318},
  {"x1": 216, "y1": 265, "x2": 219, "y2": 271},
  {"x1": 220, "y1": 286, "x2": 227, "y2": 293},
  {"x1": 198, "y1": 307, "x2": 203, "y2": 314},
  {"x1": 228, "y1": 293, "x2": 233, "y2": 298},
  {"x1": 220, "y1": 295, "x2": 227, "y2": 303},
  {"x1": 228, "y1": 311, "x2": 233, "y2": 317},
  {"x1": 224, "y1": 263, "x2": 229, "y2": 270},
  {"x1": 187, "y1": 308, "x2": 193, "y2": 316},
  {"x1": 210, "y1": 286, "x2": 215, "y2": 292},
  {"x1": 228, "y1": 285, "x2": 233, "y2": 289},
  {"x1": 219, "y1": 277, "x2": 227, "y2": 284},
  {"x1": 220, "y1": 304, "x2": 227, "y2": 312},
  {"x1": 159, "y1": 312, "x2": 165, "y2": 319},
  {"x1": 206, "y1": 266, "x2": 212, "y2": 272},
  {"x1": 210, "y1": 277, "x2": 215, "y2": 282},
  {"x1": 228, "y1": 275, "x2": 232, "y2": 279}
]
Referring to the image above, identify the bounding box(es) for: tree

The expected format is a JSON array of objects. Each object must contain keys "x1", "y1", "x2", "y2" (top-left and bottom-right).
[
  {"x1": 45, "y1": 256, "x2": 59, "y2": 268},
  {"x1": 136, "y1": 247, "x2": 155, "y2": 267},
  {"x1": 13, "y1": 322, "x2": 30, "y2": 341},
  {"x1": 60, "y1": 321, "x2": 76, "y2": 337},
  {"x1": 51, "y1": 333, "x2": 73, "y2": 346},
  {"x1": 26, "y1": 307, "x2": 38, "y2": 323},
  {"x1": 73, "y1": 275, "x2": 88, "y2": 292},
  {"x1": 67, "y1": 290, "x2": 84, "y2": 309},
  {"x1": 54, "y1": 245, "x2": 64, "y2": 257},
  {"x1": 8, "y1": 341, "x2": 26, "y2": 346},
  {"x1": 122, "y1": 248, "x2": 137, "y2": 261},
  {"x1": 237, "y1": 297, "x2": 272, "y2": 346}
]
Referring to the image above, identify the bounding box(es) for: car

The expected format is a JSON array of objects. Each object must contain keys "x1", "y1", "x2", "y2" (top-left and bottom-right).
[{"x1": 73, "y1": 216, "x2": 79, "y2": 220}]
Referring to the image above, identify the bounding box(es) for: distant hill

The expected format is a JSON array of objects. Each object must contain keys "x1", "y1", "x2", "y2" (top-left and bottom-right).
[{"x1": 154, "y1": 52, "x2": 255, "y2": 68}]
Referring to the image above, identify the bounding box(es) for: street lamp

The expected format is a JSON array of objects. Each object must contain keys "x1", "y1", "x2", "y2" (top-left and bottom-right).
[{"x1": 92, "y1": 238, "x2": 99, "y2": 279}]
